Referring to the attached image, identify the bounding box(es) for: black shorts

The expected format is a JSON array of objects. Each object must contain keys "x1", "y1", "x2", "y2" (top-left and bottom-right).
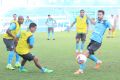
[
  {"x1": 3, "y1": 38, "x2": 15, "y2": 51},
  {"x1": 76, "y1": 33, "x2": 86, "y2": 41},
  {"x1": 48, "y1": 27, "x2": 54, "y2": 33},
  {"x1": 87, "y1": 40, "x2": 101, "y2": 55},
  {"x1": 19, "y1": 53, "x2": 35, "y2": 61}
]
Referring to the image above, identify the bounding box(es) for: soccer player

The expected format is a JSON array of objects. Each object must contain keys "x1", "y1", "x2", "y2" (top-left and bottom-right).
[
  {"x1": 107, "y1": 15, "x2": 115, "y2": 38},
  {"x1": 74, "y1": 10, "x2": 111, "y2": 74},
  {"x1": 12, "y1": 14, "x2": 17, "y2": 22},
  {"x1": 112, "y1": 15, "x2": 119, "y2": 37},
  {"x1": 16, "y1": 23, "x2": 53, "y2": 73},
  {"x1": 70, "y1": 9, "x2": 89, "y2": 53},
  {"x1": 115, "y1": 15, "x2": 120, "y2": 30},
  {"x1": 45, "y1": 15, "x2": 56, "y2": 40},
  {"x1": 3, "y1": 16, "x2": 24, "y2": 70},
  {"x1": 24, "y1": 16, "x2": 33, "y2": 27},
  {"x1": 3, "y1": 14, "x2": 17, "y2": 27}
]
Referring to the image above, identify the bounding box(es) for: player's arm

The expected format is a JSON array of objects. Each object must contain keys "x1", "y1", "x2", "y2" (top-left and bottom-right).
[
  {"x1": 70, "y1": 19, "x2": 76, "y2": 28},
  {"x1": 86, "y1": 18, "x2": 89, "y2": 33},
  {"x1": 16, "y1": 32, "x2": 21, "y2": 40},
  {"x1": 15, "y1": 32, "x2": 21, "y2": 46},
  {"x1": 66, "y1": 19, "x2": 76, "y2": 31},
  {"x1": 53, "y1": 19, "x2": 57, "y2": 27},
  {"x1": 87, "y1": 16, "x2": 96, "y2": 25},
  {"x1": 105, "y1": 20, "x2": 112, "y2": 30},
  {"x1": 6, "y1": 23, "x2": 16, "y2": 39},
  {"x1": 28, "y1": 35, "x2": 34, "y2": 49},
  {"x1": 45, "y1": 19, "x2": 48, "y2": 26}
]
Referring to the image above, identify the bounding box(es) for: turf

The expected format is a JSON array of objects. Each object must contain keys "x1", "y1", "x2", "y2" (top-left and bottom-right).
[{"x1": 0, "y1": 31, "x2": 120, "y2": 80}]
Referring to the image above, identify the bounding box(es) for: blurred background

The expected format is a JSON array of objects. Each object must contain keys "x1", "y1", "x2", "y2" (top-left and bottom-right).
[{"x1": 0, "y1": 0, "x2": 120, "y2": 33}]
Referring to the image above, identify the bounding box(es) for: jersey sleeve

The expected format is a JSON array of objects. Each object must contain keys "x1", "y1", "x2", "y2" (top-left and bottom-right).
[
  {"x1": 45, "y1": 19, "x2": 48, "y2": 24},
  {"x1": 28, "y1": 35, "x2": 34, "y2": 46},
  {"x1": 16, "y1": 32, "x2": 21, "y2": 38},
  {"x1": 9, "y1": 23, "x2": 16, "y2": 30},
  {"x1": 105, "y1": 20, "x2": 111, "y2": 28},
  {"x1": 86, "y1": 18, "x2": 89, "y2": 25}
]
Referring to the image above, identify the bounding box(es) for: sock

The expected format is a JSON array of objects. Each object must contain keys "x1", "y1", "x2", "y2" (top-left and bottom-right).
[
  {"x1": 8, "y1": 51, "x2": 14, "y2": 64},
  {"x1": 48, "y1": 32, "x2": 50, "y2": 39},
  {"x1": 16, "y1": 53, "x2": 20, "y2": 63},
  {"x1": 52, "y1": 32, "x2": 55, "y2": 39},
  {"x1": 76, "y1": 42, "x2": 79, "y2": 52},
  {"x1": 89, "y1": 55, "x2": 99, "y2": 63},
  {"x1": 80, "y1": 41, "x2": 85, "y2": 52},
  {"x1": 79, "y1": 63, "x2": 86, "y2": 71},
  {"x1": 40, "y1": 67, "x2": 45, "y2": 72},
  {"x1": 20, "y1": 66, "x2": 24, "y2": 70}
]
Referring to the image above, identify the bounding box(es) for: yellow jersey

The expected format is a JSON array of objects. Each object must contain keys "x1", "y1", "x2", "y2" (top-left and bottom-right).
[
  {"x1": 16, "y1": 31, "x2": 33, "y2": 55},
  {"x1": 3, "y1": 21, "x2": 21, "y2": 39},
  {"x1": 76, "y1": 16, "x2": 88, "y2": 33}
]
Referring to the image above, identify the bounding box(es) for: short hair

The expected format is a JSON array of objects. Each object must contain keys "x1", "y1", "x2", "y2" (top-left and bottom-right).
[
  {"x1": 48, "y1": 14, "x2": 51, "y2": 16},
  {"x1": 29, "y1": 23, "x2": 37, "y2": 29},
  {"x1": 26, "y1": 16, "x2": 29, "y2": 18},
  {"x1": 80, "y1": 9, "x2": 85, "y2": 12},
  {"x1": 98, "y1": 10, "x2": 105, "y2": 15},
  {"x1": 13, "y1": 14, "x2": 17, "y2": 16}
]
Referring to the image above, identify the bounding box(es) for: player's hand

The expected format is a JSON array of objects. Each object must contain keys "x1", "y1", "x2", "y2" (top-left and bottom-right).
[{"x1": 13, "y1": 36, "x2": 17, "y2": 41}]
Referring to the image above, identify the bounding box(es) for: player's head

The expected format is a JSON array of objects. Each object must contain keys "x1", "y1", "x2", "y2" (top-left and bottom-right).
[
  {"x1": 26, "y1": 16, "x2": 29, "y2": 19},
  {"x1": 29, "y1": 23, "x2": 37, "y2": 33},
  {"x1": 80, "y1": 9, "x2": 85, "y2": 17},
  {"x1": 111, "y1": 14, "x2": 114, "y2": 17},
  {"x1": 98, "y1": 10, "x2": 105, "y2": 20},
  {"x1": 13, "y1": 14, "x2": 17, "y2": 20},
  {"x1": 116, "y1": 15, "x2": 119, "y2": 18},
  {"x1": 48, "y1": 14, "x2": 51, "y2": 18},
  {"x1": 18, "y1": 16, "x2": 24, "y2": 24}
]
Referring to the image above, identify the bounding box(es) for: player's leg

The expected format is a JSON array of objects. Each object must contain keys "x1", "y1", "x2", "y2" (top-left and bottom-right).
[
  {"x1": 74, "y1": 63, "x2": 86, "y2": 74},
  {"x1": 19, "y1": 59, "x2": 28, "y2": 72},
  {"x1": 112, "y1": 27, "x2": 116, "y2": 38},
  {"x1": 19, "y1": 53, "x2": 53, "y2": 73},
  {"x1": 87, "y1": 40, "x2": 102, "y2": 69},
  {"x1": 18, "y1": 53, "x2": 34, "y2": 72},
  {"x1": 48, "y1": 28, "x2": 50, "y2": 40},
  {"x1": 33, "y1": 56, "x2": 53, "y2": 73},
  {"x1": 75, "y1": 40, "x2": 102, "y2": 74},
  {"x1": 80, "y1": 33, "x2": 86, "y2": 52},
  {"x1": 33, "y1": 56, "x2": 42, "y2": 70},
  {"x1": 74, "y1": 34, "x2": 85, "y2": 74},
  {"x1": 14, "y1": 42, "x2": 21, "y2": 68},
  {"x1": 74, "y1": 50, "x2": 89, "y2": 75},
  {"x1": 75, "y1": 34, "x2": 80, "y2": 54},
  {"x1": 74, "y1": 42, "x2": 102, "y2": 74},
  {"x1": 21, "y1": 59, "x2": 27, "y2": 67},
  {"x1": 52, "y1": 28, "x2": 55, "y2": 40},
  {"x1": 18, "y1": 53, "x2": 28, "y2": 72},
  {"x1": 3, "y1": 38, "x2": 15, "y2": 70},
  {"x1": 15, "y1": 53, "x2": 21, "y2": 68}
]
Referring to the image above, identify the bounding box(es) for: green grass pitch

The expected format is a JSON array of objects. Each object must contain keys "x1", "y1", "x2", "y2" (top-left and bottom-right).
[{"x1": 0, "y1": 31, "x2": 120, "y2": 80}]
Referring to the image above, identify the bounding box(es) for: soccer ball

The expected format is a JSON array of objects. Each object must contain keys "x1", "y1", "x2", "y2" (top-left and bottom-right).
[{"x1": 76, "y1": 54, "x2": 87, "y2": 64}]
